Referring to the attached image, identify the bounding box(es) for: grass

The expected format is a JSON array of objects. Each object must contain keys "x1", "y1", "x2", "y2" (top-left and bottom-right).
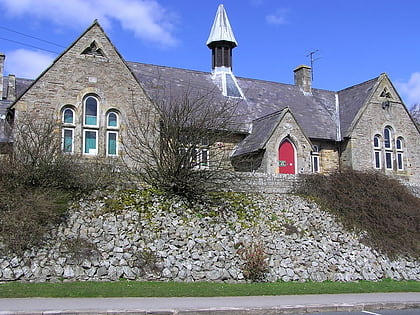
[{"x1": 0, "y1": 280, "x2": 418, "y2": 298}]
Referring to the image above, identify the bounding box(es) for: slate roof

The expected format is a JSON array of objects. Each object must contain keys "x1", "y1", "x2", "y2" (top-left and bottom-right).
[
  {"x1": 1, "y1": 58, "x2": 382, "y2": 154},
  {"x1": 338, "y1": 77, "x2": 378, "y2": 138},
  {"x1": 127, "y1": 61, "x2": 349, "y2": 140},
  {"x1": 232, "y1": 109, "x2": 288, "y2": 157}
]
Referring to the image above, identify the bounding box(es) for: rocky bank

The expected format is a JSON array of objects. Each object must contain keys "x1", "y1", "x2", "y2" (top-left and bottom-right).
[{"x1": 0, "y1": 190, "x2": 418, "y2": 282}]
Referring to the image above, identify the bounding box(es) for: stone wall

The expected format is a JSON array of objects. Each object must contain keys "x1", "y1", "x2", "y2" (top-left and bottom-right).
[
  {"x1": 228, "y1": 173, "x2": 298, "y2": 194},
  {"x1": 1, "y1": 192, "x2": 418, "y2": 282}
]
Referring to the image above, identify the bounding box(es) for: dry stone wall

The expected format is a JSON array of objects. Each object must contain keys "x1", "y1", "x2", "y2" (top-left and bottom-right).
[{"x1": 0, "y1": 191, "x2": 418, "y2": 282}]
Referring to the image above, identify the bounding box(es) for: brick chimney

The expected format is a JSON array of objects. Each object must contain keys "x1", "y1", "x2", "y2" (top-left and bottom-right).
[
  {"x1": 294, "y1": 65, "x2": 312, "y2": 94},
  {"x1": 0, "y1": 53, "x2": 5, "y2": 100}
]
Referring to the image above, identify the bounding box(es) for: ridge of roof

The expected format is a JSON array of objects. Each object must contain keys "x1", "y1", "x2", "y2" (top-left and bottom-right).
[{"x1": 338, "y1": 75, "x2": 380, "y2": 94}]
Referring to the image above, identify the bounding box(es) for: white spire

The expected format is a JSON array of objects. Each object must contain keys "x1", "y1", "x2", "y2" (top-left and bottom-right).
[{"x1": 206, "y1": 4, "x2": 238, "y2": 47}]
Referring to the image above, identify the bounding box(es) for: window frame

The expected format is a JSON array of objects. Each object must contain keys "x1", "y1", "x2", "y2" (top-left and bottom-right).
[
  {"x1": 106, "y1": 130, "x2": 119, "y2": 156},
  {"x1": 311, "y1": 145, "x2": 320, "y2": 173},
  {"x1": 62, "y1": 127, "x2": 74, "y2": 153},
  {"x1": 384, "y1": 126, "x2": 392, "y2": 149},
  {"x1": 83, "y1": 129, "x2": 98, "y2": 155},
  {"x1": 62, "y1": 107, "x2": 75, "y2": 125},
  {"x1": 83, "y1": 95, "x2": 99, "y2": 127},
  {"x1": 385, "y1": 151, "x2": 393, "y2": 170},
  {"x1": 107, "y1": 111, "x2": 119, "y2": 128},
  {"x1": 396, "y1": 137, "x2": 404, "y2": 171}
]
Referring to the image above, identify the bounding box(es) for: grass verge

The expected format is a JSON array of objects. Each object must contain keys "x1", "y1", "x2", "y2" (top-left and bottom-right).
[{"x1": 0, "y1": 280, "x2": 418, "y2": 298}]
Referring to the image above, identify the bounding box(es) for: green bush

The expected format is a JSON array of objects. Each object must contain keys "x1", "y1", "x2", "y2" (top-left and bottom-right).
[{"x1": 297, "y1": 170, "x2": 420, "y2": 258}]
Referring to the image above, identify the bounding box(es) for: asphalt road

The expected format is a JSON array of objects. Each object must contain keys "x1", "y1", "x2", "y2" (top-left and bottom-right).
[{"x1": 0, "y1": 292, "x2": 419, "y2": 314}]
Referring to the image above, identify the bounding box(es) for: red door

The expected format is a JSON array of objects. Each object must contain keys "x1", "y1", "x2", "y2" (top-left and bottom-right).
[{"x1": 278, "y1": 139, "x2": 296, "y2": 174}]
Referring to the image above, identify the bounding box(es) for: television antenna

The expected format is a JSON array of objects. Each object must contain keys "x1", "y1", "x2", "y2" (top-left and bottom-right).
[{"x1": 306, "y1": 49, "x2": 321, "y2": 81}]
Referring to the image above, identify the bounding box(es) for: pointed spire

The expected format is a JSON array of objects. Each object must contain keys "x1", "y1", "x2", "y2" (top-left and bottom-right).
[
  {"x1": 206, "y1": 4, "x2": 237, "y2": 47},
  {"x1": 207, "y1": 5, "x2": 238, "y2": 72}
]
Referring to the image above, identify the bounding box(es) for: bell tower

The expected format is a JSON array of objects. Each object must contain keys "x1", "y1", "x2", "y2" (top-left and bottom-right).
[{"x1": 206, "y1": 4, "x2": 238, "y2": 72}]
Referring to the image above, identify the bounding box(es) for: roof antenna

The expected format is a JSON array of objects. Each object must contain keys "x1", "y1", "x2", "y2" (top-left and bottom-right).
[{"x1": 306, "y1": 49, "x2": 321, "y2": 81}]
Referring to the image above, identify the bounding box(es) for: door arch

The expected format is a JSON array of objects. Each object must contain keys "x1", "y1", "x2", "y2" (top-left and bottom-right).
[{"x1": 278, "y1": 139, "x2": 296, "y2": 174}]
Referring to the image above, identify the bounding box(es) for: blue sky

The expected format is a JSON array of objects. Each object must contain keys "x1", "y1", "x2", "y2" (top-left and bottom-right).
[{"x1": 1, "y1": 0, "x2": 420, "y2": 109}]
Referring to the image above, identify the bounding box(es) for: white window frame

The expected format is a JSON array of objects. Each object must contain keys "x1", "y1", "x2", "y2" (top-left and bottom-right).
[
  {"x1": 106, "y1": 131, "x2": 119, "y2": 156},
  {"x1": 62, "y1": 128, "x2": 74, "y2": 153},
  {"x1": 62, "y1": 107, "x2": 75, "y2": 125},
  {"x1": 396, "y1": 137, "x2": 404, "y2": 171},
  {"x1": 83, "y1": 129, "x2": 98, "y2": 155},
  {"x1": 396, "y1": 152, "x2": 404, "y2": 171},
  {"x1": 107, "y1": 111, "x2": 119, "y2": 129},
  {"x1": 385, "y1": 151, "x2": 393, "y2": 170},
  {"x1": 83, "y1": 95, "x2": 99, "y2": 127},
  {"x1": 384, "y1": 127, "x2": 392, "y2": 149},
  {"x1": 374, "y1": 150, "x2": 381, "y2": 169}
]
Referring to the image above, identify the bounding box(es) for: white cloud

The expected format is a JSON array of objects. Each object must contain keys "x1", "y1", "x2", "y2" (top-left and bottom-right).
[
  {"x1": 0, "y1": 0, "x2": 177, "y2": 47},
  {"x1": 266, "y1": 8, "x2": 289, "y2": 25},
  {"x1": 396, "y1": 72, "x2": 420, "y2": 109},
  {"x1": 4, "y1": 49, "x2": 55, "y2": 79}
]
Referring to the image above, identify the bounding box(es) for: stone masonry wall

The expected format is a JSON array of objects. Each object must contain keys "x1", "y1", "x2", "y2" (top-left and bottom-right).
[{"x1": 0, "y1": 192, "x2": 418, "y2": 282}]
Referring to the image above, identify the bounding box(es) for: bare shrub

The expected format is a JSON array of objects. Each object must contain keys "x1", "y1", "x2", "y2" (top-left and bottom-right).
[
  {"x1": 124, "y1": 83, "x2": 240, "y2": 200},
  {"x1": 237, "y1": 241, "x2": 269, "y2": 282},
  {"x1": 297, "y1": 170, "x2": 420, "y2": 258}
]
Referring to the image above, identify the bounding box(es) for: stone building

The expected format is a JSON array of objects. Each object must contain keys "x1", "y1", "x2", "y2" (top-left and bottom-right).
[{"x1": 1, "y1": 4, "x2": 419, "y2": 183}]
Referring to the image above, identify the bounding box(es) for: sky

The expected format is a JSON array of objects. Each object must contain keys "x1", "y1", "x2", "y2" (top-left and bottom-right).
[{"x1": 1, "y1": 0, "x2": 420, "y2": 109}]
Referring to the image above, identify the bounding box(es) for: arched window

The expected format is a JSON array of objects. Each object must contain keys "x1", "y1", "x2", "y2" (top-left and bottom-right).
[
  {"x1": 61, "y1": 106, "x2": 75, "y2": 153},
  {"x1": 83, "y1": 95, "x2": 99, "y2": 155},
  {"x1": 107, "y1": 111, "x2": 118, "y2": 128},
  {"x1": 396, "y1": 137, "x2": 404, "y2": 171},
  {"x1": 84, "y1": 95, "x2": 99, "y2": 126},
  {"x1": 384, "y1": 126, "x2": 392, "y2": 149},
  {"x1": 373, "y1": 135, "x2": 381, "y2": 149},
  {"x1": 373, "y1": 134, "x2": 381, "y2": 169},
  {"x1": 383, "y1": 126, "x2": 393, "y2": 169},
  {"x1": 106, "y1": 110, "x2": 119, "y2": 156},
  {"x1": 63, "y1": 108, "x2": 74, "y2": 124}
]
